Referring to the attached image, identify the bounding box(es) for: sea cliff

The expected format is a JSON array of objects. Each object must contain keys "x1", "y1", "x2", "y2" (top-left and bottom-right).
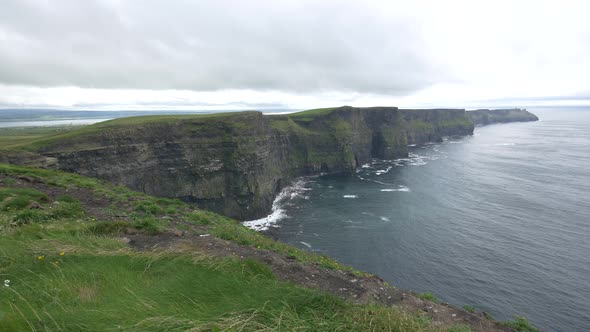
[
  {"x1": 466, "y1": 108, "x2": 539, "y2": 126},
  {"x1": 2, "y1": 106, "x2": 536, "y2": 220}
]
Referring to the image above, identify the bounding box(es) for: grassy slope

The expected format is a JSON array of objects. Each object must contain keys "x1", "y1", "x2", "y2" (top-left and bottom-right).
[
  {"x1": 0, "y1": 126, "x2": 83, "y2": 150},
  {"x1": 1, "y1": 108, "x2": 347, "y2": 152},
  {"x1": 0, "y1": 163, "x2": 465, "y2": 331},
  {"x1": 1, "y1": 112, "x2": 252, "y2": 152}
]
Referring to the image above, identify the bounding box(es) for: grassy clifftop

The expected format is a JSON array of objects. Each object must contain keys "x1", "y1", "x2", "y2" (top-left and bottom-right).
[{"x1": 0, "y1": 163, "x2": 533, "y2": 331}]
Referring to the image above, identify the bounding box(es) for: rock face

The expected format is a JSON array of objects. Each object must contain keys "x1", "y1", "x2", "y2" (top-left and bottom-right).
[
  {"x1": 13, "y1": 106, "x2": 477, "y2": 219},
  {"x1": 466, "y1": 108, "x2": 539, "y2": 126}
]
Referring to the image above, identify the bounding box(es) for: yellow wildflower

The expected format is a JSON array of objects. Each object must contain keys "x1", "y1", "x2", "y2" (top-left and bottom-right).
[
  {"x1": 37, "y1": 255, "x2": 45, "y2": 261},
  {"x1": 59, "y1": 252, "x2": 65, "y2": 256}
]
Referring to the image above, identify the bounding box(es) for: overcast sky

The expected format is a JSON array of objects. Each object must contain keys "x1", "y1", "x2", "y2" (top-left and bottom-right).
[{"x1": 1, "y1": 0, "x2": 589, "y2": 110}]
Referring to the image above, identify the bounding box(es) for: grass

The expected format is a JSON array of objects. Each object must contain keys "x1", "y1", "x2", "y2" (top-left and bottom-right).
[
  {"x1": 287, "y1": 107, "x2": 339, "y2": 122},
  {"x1": 417, "y1": 292, "x2": 440, "y2": 303},
  {"x1": 0, "y1": 165, "x2": 459, "y2": 331},
  {"x1": 0, "y1": 188, "x2": 49, "y2": 211},
  {"x1": 0, "y1": 126, "x2": 83, "y2": 150},
  {"x1": 14, "y1": 112, "x2": 258, "y2": 152},
  {"x1": 448, "y1": 325, "x2": 472, "y2": 332},
  {"x1": 0, "y1": 237, "x2": 439, "y2": 331},
  {"x1": 501, "y1": 316, "x2": 539, "y2": 332},
  {"x1": 463, "y1": 304, "x2": 476, "y2": 313}
]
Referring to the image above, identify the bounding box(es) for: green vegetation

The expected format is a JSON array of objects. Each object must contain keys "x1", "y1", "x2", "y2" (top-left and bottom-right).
[
  {"x1": 0, "y1": 163, "x2": 465, "y2": 331},
  {"x1": 0, "y1": 126, "x2": 83, "y2": 150},
  {"x1": 0, "y1": 188, "x2": 49, "y2": 211},
  {"x1": 463, "y1": 304, "x2": 476, "y2": 313},
  {"x1": 502, "y1": 316, "x2": 539, "y2": 332},
  {"x1": 2, "y1": 112, "x2": 256, "y2": 152},
  {"x1": 287, "y1": 107, "x2": 338, "y2": 121},
  {"x1": 448, "y1": 324, "x2": 472, "y2": 332},
  {"x1": 408, "y1": 120, "x2": 434, "y2": 131},
  {"x1": 417, "y1": 292, "x2": 440, "y2": 303}
]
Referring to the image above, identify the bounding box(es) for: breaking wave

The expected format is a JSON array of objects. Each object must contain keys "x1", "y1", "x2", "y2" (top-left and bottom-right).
[{"x1": 242, "y1": 178, "x2": 311, "y2": 231}]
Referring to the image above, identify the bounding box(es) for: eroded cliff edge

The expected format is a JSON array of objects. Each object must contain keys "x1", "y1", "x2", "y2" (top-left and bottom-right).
[{"x1": 2, "y1": 106, "x2": 536, "y2": 220}]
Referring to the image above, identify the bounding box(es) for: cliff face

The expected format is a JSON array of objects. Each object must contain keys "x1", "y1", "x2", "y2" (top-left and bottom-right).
[
  {"x1": 467, "y1": 108, "x2": 539, "y2": 126},
  {"x1": 21, "y1": 107, "x2": 474, "y2": 219}
]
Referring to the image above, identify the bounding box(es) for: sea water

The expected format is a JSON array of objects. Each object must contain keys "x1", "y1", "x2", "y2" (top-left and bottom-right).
[{"x1": 247, "y1": 108, "x2": 590, "y2": 331}]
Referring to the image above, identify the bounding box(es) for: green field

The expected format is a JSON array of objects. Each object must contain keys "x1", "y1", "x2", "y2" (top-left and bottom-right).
[{"x1": 0, "y1": 126, "x2": 84, "y2": 150}]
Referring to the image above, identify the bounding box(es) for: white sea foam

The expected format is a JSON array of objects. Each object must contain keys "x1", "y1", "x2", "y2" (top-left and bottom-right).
[
  {"x1": 299, "y1": 241, "x2": 312, "y2": 249},
  {"x1": 380, "y1": 186, "x2": 410, "y2": 192},
  {"x1": 375, "y1": 166, "x2": 392, "y2": 175},
  {"x1": 343, "y1": 194, "x2": 358, "y2": 198},
  {"x1": 242, "y1": 178, "x2": 310, "y2": 231},
  {"x1": 380, "y1": 216, "x2": 390, "y2": 222}
]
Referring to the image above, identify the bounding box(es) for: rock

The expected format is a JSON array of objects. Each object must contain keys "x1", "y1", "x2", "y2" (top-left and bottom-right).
[
  {"x1": 125, "y1": 227, "x2": 139, "y2": 235},
  {"x1": 27, "y1": 201, "x2": 42, "y2": 209}
]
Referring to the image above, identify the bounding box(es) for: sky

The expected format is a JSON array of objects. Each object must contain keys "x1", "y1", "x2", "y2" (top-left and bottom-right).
[{"x1": 1, "y1": 0, "x2": 589, "y2": 111}]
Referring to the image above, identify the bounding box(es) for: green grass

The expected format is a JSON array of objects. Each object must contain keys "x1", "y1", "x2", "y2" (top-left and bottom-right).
[
  {"x1": 463, "y1": 304, "x2": 476, "y2": 313},
  {"x1": 0, "y1": 188, "x2": 49, "y2": 211},
  {"x1": 408, "y1": 120, "x2": 434, "y2": 131},
  {"x1": 0, "y1": 194, "x2": 444, "y2": 332},
  {"x1": 287, "y1": 107, "x2": 338, "y2": 121},
  {"x1": 502, "y1": 316, "x2": 539, "y2": 332},
  {"x1": 0, "y1": 126, "x2": 83, "y2": 149},
  {"x1": 448, "y1": 324, "x2": 472, "y2": 332},
  {"x1": 417, "y1": 292, "x2": 440, "y2": 303},
  {"x1": 1, "y1": 112, "x2": 255, "y2": 152}
]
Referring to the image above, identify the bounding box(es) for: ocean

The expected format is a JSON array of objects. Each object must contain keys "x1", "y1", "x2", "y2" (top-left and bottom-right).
[{"x1": 247, "y1": 108, "x2": 590, "y2": 331}]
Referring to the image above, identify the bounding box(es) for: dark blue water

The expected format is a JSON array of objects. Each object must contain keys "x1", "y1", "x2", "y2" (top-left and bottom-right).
[{"x1": 261, "y1": 109, "x2": 590, "y2": 331}]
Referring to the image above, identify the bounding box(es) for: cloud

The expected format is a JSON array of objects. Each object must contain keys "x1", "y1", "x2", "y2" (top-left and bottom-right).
[
  {"x1": 0, "y1": 0, "x2": 446, "y2": 94},
  {"x1": 0, "y1": 0, "x2": 590, "y2": 109}
]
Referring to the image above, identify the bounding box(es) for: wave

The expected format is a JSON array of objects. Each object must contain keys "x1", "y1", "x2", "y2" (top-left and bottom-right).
[
  {"x1": 375, "y1": 166, "x2": 392, "y2": 175},
  {"x1": 242, "y1": 178, "x2": 310, "y2": 231},
  {"x1": 299, "y1": 241, "x2": 312, "y2": 249},
  {"x1": 343, "y1": 194, "x2": 358, "y2": 198},
  {"x1": 381, "y1": 186, "x2": 410, "y2": 192}
]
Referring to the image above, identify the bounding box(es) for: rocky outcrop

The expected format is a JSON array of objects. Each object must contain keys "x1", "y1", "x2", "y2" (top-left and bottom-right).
[
  {"x1": 0, "y1": 150, "x2": 57, "y2": 168},
  {"x1": 467, "y1": 108, "x2": 539, "y2": 126},
  {"x1": 4, "y1": 107, "x2": 481, "y2": 219}
]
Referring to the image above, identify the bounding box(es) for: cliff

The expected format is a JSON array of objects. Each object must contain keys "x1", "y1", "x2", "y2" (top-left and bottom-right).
[
  {"x1": 11, "y1": 106, "x2": 473, "y2": 220},
  {"x1": 467, "y1": 108, "x2": 539, "y2": 126}
]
